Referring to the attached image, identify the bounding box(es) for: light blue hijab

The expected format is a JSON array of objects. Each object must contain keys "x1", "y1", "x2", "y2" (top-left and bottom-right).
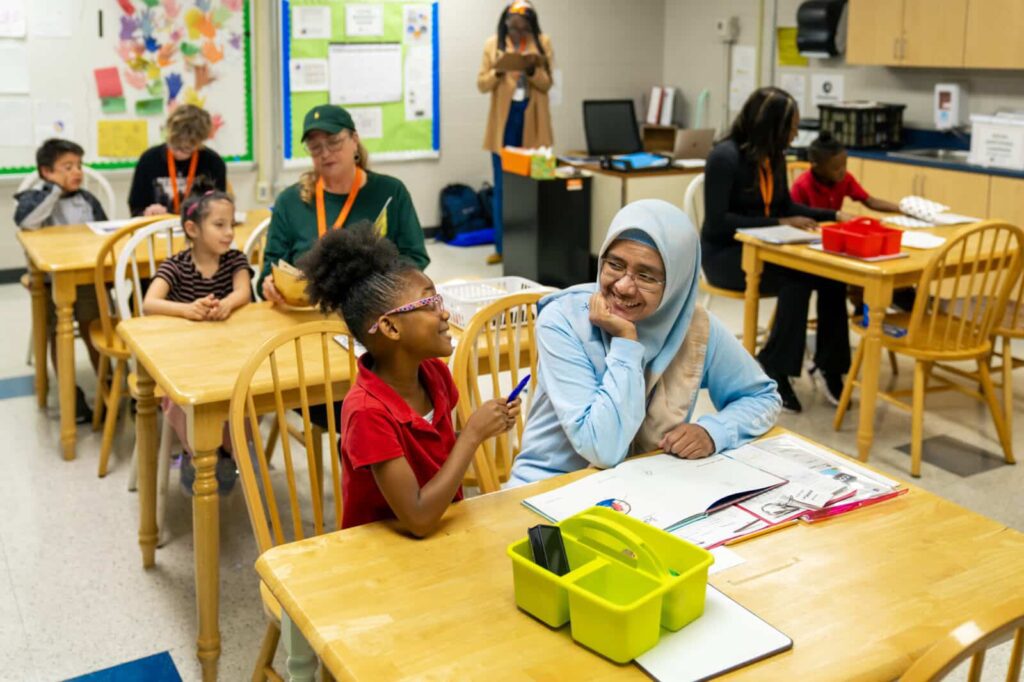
[{"x1": 539, "y1": 199, "x2": 701, "y2": 383}]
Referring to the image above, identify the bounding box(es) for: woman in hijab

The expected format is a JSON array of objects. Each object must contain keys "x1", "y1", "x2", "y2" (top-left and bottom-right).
[{"x1": 509, "y1": 200, "x2": 781, "y2": 485}]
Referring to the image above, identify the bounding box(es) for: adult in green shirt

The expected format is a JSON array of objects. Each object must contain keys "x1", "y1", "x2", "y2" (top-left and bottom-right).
[{"x1": 260, "y1": 104, "x2": 429, "y2": 302}]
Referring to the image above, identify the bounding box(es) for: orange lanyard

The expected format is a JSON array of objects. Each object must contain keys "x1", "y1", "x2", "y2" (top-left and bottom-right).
[
  {"x1": 316, "y1": 167, "x2": 365, "y2": 238},
  {"x1": 758, "y1": 159, "x2": 774, "y2": 217},
  {"x1": 166, "y1": 147, "x2": 199, "y2": 214}
]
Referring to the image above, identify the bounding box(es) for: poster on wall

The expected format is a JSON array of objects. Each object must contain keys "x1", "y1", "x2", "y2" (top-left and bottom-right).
[{"x1": 811, "y1": 74, "x2": 845, "y2": 109}]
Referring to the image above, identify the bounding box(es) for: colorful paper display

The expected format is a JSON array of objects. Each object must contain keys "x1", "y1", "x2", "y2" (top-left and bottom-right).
[
  {"x1": 136, "y1": 97, "x2": 165, "y2": 116},
  {"x1": 101, "y1": 97, "x2": 127, "y2": 114},
  {"x1": 93, "y1": 67, "x2": 124, "y2": 99},
  {"x1": 97, "y1": 119, "x2": 149, "y2": 158}
]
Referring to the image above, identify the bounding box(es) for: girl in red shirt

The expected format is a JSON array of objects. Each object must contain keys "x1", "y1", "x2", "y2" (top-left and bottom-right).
[{"x1": 301, "y1": 222, "x2": 521, "y2": 536}]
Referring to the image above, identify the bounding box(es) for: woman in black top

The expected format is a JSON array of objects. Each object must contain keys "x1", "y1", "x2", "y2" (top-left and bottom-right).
[{"x1": 702, "y1": 87, "x2": 851, "y2": 413}]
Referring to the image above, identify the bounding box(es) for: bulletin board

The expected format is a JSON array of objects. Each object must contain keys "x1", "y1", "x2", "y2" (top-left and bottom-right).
[
  {"x1": 0, "y1": 0, "x2": 253, "y2": 175},
  {"x1": 280, "y1": 0, "x2": 439, "y2": 165}
]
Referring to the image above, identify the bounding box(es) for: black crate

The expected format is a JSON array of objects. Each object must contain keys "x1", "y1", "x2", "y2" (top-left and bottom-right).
[{"x1": 818, "y1": 102, "x2": 906, "y2": 149}]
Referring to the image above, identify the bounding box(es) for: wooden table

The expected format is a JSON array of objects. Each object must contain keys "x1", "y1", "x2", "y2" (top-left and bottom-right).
[
  {"x1": 117, "y1": 301, "x2": 349, "y2": 681},
  {"x1": 736, "y1": 222, "x2": 992, "y2": 462},
  {"x1": 16, "y1": 209, "x2": 269, "y2": 460},
  {"x1": 255, "y1": 428, "x2": 1024, "y2": 681}
]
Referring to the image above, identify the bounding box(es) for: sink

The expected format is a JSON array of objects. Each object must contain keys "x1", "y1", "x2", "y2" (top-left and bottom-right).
[{"x1": 888, "y1": 148, "x2": 971, "y2": 163}]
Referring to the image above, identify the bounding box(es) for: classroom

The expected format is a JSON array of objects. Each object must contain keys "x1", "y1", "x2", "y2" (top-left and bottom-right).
[{"x1": 2, "y1": 0, "x2": 1024, "y2": 680}]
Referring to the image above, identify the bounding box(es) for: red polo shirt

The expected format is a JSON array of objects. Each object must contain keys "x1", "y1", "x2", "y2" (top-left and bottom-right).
[
  {"x1": 790, "y1": 170, "x2": 870, "y2": 211},
  {"x1": 340, "y1": 355, "x2": 462, "y2": 529}
]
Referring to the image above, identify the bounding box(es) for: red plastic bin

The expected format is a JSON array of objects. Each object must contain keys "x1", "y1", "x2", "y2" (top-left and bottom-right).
[{"x1": 821, "y1": 217, "x2": 902, "y2": 258}]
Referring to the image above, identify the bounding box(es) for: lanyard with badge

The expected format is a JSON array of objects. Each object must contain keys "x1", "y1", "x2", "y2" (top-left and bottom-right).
[
  {"x1": 758, "y1": 159, "x2": 774, "y2": 217},
  {"x1": 315, "y1": 167, "x2": 366, "y2": 238},
  {"x1": 166, "y1": 147, "x2": 199, "y2": 214}
]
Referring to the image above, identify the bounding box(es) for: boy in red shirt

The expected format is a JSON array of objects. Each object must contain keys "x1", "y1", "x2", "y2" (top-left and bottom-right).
[
  {"x1": 791, "y1": 131, "x2": 900, "y2": 214},
  {"x1": 300, "y1": 222, "x2": 521, "y2": 536}
]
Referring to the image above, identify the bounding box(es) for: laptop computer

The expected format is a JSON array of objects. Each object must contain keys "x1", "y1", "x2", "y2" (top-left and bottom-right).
[
  {"x1": 583, "y1": 100, "x2": 643, "y2": 156},
  {"x1": 673, "y1": 128, "x2": 716, "y2": 160}
]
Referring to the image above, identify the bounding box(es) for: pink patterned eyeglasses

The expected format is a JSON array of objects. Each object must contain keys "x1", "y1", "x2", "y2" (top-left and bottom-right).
[{"x1": 367, "y1": 293, "x2": 445, "y2": 334}]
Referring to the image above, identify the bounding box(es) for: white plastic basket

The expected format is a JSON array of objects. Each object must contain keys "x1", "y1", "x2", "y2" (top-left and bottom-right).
[{"x1": 438, "y1": 276, "x2": 552, "y2": 328}]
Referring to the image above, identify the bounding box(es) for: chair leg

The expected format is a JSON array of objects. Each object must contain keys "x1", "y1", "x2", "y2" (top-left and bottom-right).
[
  {"x1": 127, "y1": 444, "x2": 138, "y2": 492},
  {"x1": 92, "y1": 354, "x2": 110, "y2": 432},
  {"x1": 251, "y1": 620, "x2": 281, "y2": 682},
  {"x1": 1003, "y1": 336, "x2": 1014, "y2": 444},
  {"x1": 98, "y1": 359, "x2": 126, "y2": 477},
  {"x1": 978, "y1": 359, "x2": 1014, "y2": 465},
  {"x1": 888, "y1": 350, "x2": 899, "y2": 376},
  {"x1": 910, "y1": 361, "x2": 930, "y2": 478},
  {"x1": 834, "y1": 341, "x2": 865, "y2": 430},
  {"x1": 265, "y1": 416, "x2": 280, "y2": 465},
  {"x1": 25, "y1": 333, "x2": 32, "y2": 366},
  {"x1": 156, "y1": 418, "x2": 174, "y2": 547}
]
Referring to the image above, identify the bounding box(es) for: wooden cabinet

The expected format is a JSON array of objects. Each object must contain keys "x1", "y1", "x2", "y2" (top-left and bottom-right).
[
  {"x1": 846, "y1": 0, "x2": 904, "y2": 65},
  {"x1": 988, "y1": 176, "x2": 1024, "y2": 226},
  {"x1": 859, "y1": 159, "x2": 991, "y2": 218},
  {"x1": 901, "y1": 0, "x2": 970, "y2": 67},
  {"x1": 964, "y1": 0, "x2": 1024, "y2": 69}
]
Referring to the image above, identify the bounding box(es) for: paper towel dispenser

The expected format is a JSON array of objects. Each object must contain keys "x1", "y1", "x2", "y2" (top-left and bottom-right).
[{"x1": 796, "y1": 0, "x2": 848, "y2": 58}]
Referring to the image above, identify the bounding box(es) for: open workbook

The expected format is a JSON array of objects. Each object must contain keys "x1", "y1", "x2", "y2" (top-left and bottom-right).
[{"x1": 522, "y1": 453, "x2": 787, "y2": 531}]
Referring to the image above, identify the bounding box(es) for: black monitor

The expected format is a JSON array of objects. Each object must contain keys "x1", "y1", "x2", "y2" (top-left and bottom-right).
[{"x1": 583, "y1": 100, "x2": 643, "y2": 156}]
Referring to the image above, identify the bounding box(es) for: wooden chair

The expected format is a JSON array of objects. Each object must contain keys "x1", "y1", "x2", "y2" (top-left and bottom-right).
[
  {"x1": 451, "y1": 292, "x2": 543, "y2": 493},
  {"x1": 834, "y1": 221, "x2": 1024, "y2": 477},
  {"x1": 242, "y1": 217, "x2": 271, "y2": 302},
  {"x1": 93, "y1": 216, "x2": 173, "y2": 477},
  {"x1": 228, "y1": 320, "x2": 357, "y2": 682},
  {"x1": 900, "y1": 597, "x2": 1024, "y2": 682},
  {"x1": 683, "y1": 172, "x2": 771, "y2": 345},
  {"x1": 786, "y1": 160, "x2": 811, "y2": 188},
  {"x1": 17, "y1": 167, "x2": 117, "y2": 215}
]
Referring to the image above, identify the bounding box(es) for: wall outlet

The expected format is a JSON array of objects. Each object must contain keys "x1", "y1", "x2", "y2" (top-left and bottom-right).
[
  {"x1": 716, "y1": 16, "x2": 739, "y2": 43},
  {"x1": 256, "y1": 181, "x2": 271, "y2": 202}
]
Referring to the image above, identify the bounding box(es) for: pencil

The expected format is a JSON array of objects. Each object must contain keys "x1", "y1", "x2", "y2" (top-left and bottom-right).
[{"x1": 724, "y1": 519, "x2": 798, "y2": 546}]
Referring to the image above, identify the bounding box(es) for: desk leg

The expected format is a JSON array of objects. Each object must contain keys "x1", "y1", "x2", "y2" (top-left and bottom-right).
[
  {"x1": 741, "y1": 244, "x2": 763, "y2": 355},
  {"x1": 136, "y1": 365, "x2": 158, "y2": 568},
  {"x1": 282, "y1": 612, "x2": 318, "y2": 682},
  {"x1": 53, "y1": 276, "x2": 77, "y2": 460},
  {"x1": 856, "y1": 280, "x2": 893, "y2": 462},
  {"x1": 190, "y1": 406, "x2": 223, "y2": 681},
  {"x1": 29, "y1": 267, "x2": 48, "y2": 409}
]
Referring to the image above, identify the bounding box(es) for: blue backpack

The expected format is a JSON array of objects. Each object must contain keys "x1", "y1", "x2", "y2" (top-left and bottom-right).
[{"x1": 439, "y1": 184, "x2": 488, "y2": 242}]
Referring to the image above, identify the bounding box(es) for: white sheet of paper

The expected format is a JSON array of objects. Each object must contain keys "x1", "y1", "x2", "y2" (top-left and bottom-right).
[
  {"x1": 86, "y1": 219, "x2": 137, "y2": 235},
  {"x1": 728, "y1": 45, "x2": 757, "y2": 112},
  {"x1": 636, "y1": 587, "x2": 791, "y2": 682},
  {"x1": 345, "y1": 4, "x2": 383, "y2": 37},
  {"x1": 28, "y1": 0, "x2": 71, "y2": 37},
  {"x1": 404, "y1": 44, "x2": 432, "y2": 120},
  {"x1": 0, "y1": 97, "x2": 32, "y2": 147},
  {"x1": 329, "y1": 43, "x2": 403, "y2": 105},
  {"x1": 33, "y1": 100, "x2": 75, "y2": 146},
  {"x1": 289, "y1": 58, "x2": 329, "y2": 93},
  {"x1": 883, "y1": 215, "x2": 934, "y2": 229},
  {"x1": 779, "y1": 72, "x2": 807, "y2": 111},
  {"x1": 292, "y1": 5, "x2": 332, "y2": 40},
  {"x1": 348, "y1": 106, "x2": 383, "y2": 139},
  {"x1": 931, "y1": 212, "x2": 979, "y2": 226},
  {"x1": 901, "y1": 231, "x2": 947, "y2": 249},
  {"x1": 811, "y1": 73, "x2": 845, "y2": 108},
  {"x1": 673, "y1": 506, "x2": 768, "y2": 549},
  {"x1": 0, "y1": 0, "x2": 27, "y2": 37},
  {"x1": 708, "y1": 546, "x2": 745, "y2": 575},
  {"x1": 0, "y1": 41, "x2": 31, "y2": 93}
]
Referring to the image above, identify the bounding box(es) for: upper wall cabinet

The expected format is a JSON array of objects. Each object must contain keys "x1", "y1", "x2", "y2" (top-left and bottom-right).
[
  {"x1": 845, "y1": 0, "x2": 905, "y2": 65},
  {"x1": 964, "y1": 0, "x2": 1024, "y2": 69}
]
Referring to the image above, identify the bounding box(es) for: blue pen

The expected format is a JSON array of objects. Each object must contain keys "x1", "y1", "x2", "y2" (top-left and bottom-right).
[{"x1": 508, "y1": 374, "x2": 531, "y2": 401}]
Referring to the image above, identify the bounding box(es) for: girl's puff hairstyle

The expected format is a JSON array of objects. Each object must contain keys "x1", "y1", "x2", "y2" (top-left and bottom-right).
[
  {"x1": 180, "y1": 188, "x2": 234, "y2": 232},
  {"x1": 807, "y1": 129, "x2": 846, "y2": 166},
  {"x1": 299, "y1": 221, "x2": 418, "y2": 345},
  {"x1": 726, "y1": 86, "x2": 799, "y2": 165},
  {"x1": 497, "y1": 1, "x2": 546, "y2": 57}
]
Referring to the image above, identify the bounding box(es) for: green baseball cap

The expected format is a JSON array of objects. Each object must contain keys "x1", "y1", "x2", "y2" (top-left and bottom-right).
[{"x1": 301, "y1": 104, "x2": 356, "y2": 140}]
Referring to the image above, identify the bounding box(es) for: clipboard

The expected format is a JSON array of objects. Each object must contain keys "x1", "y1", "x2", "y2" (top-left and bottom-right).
[{"x1": 494, "y1": 51, "x2": 531, "y2": 71}]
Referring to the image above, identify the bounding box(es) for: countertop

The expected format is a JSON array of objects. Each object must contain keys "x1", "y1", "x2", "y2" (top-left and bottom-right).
[{"x1": 842, "y1": 128, "x2": 1024, "y2": 180}]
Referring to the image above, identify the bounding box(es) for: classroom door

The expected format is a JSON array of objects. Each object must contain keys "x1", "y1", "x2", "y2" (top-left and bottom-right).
[
  {"x1": 964, "y1": 0, "x2": 1024, "y2": 69},
  {"x1": 846, "y1": 0, "x2": 905, "y2": 65},
  {"x1": 901, "y1": 0, "x2": 970, "y2": 67}
]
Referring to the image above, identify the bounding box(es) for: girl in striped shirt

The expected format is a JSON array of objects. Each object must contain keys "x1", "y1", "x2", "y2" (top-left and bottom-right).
[{"x1": 144, "y1": 190, "x2": 253, "y2": 494}]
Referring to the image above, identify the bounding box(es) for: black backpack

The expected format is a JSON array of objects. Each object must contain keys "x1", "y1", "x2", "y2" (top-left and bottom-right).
[{"x1": 439, "y1": 183, "x2": 487, "y2": 242}]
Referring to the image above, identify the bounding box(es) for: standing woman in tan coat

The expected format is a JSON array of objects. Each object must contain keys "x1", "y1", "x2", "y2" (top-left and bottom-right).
[{"x1": 477, "y1": 1, "x2": 554, "y2": 265}]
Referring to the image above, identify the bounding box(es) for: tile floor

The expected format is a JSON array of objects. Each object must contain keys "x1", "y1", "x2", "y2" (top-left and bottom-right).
[{"x1": 0, "y1": 241, "x2": 1020, "y2": 680}]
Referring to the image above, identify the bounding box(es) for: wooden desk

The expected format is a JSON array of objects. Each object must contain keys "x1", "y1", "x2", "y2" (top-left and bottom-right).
[
  {"x1": 256, "y1": 428, "x2": 1024, "y2": 681},
  {"x1": 736, "y1": 222, "x2": 993, "y2": 462},
  {"x1": 117, "y1": 301, "x2": 348, "y2": 681},
  {"x1": 16, "y1": 209, "x2": 269, "y2": 460}
]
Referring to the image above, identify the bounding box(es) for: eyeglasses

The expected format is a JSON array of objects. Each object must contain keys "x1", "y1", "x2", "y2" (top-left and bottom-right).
[
  {"x1": 367, "y1": 293, "x2": 445, "y2": 334},
  {"x1": 303, "y1": 133, "x2": 350, "y2": 157},
  {"x1": 600, "y1": 258, "x2": 665, "y2": 293}
]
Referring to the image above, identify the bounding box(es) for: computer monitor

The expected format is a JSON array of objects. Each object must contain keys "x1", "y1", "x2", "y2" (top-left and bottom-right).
[{"x1": 583, "y1": 100, "x2": 643, "y2": 156}]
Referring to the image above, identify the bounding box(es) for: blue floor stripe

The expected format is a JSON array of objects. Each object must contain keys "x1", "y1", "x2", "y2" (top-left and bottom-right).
[
  {"x1": 64, "y1": 652, "x2": 181, "y2": 682},
  {"x1": 0, "y1": 374, "x2": 36, "y2": 401}
]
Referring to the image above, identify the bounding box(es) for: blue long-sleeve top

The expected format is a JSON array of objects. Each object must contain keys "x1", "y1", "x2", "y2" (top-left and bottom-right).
[{"x1": 508, "y1": 300, "x2": 782, "y2": 486}]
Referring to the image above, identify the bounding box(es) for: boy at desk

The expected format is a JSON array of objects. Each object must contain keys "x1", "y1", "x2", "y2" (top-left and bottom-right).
[
  {"x1": 790, "y1": 131, "x2": 900, "y2": 215},
  {"x1": 13, "y1": 138, "x2": 108, "y2": 423}
]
